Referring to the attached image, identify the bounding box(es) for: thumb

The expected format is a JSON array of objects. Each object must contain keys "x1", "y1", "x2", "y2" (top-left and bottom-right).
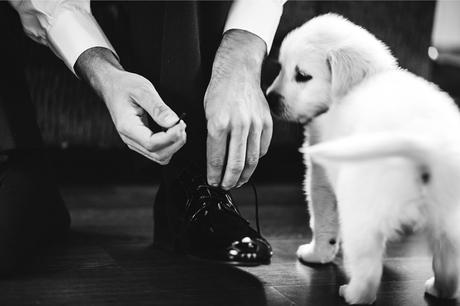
[
  {"x1": 135, "y1": 87, "x2": 179, "y2": 128},
  {"x1": 152, "y1": 99, "x2": 179, "y2": 128}
]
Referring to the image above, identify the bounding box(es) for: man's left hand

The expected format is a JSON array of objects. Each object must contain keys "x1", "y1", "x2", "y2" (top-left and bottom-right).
[{"x1": 204, "y1": 29, "x2": 273, "y2": 190}]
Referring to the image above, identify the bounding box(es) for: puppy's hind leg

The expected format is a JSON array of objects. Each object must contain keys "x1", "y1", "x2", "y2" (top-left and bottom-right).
[
  {"x1": 336, "y1": 168, "x2": 387, "y2": 305},
  {"x1": 297, "y1": 162, "x2": 340, "y2": 264},
  {"x1": 425, "y1": 212, "x2": 460, "y2": 299},
  {"x1": 339, "y1": 215, "x2": 384, "y2": 305}
]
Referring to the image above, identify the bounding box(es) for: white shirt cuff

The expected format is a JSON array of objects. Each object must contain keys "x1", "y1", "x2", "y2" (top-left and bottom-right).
[
  {"x1": 47, "y1": 7, "x2": 117, "y2": 74},
  {"x1": 224, "y1": 0, "x2": 285, "y2": 52}
]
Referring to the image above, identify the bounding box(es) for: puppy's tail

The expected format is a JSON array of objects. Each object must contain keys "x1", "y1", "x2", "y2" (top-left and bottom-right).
[
  {"x1": 306, "y1": 133, "x2": 435, "y2": 165},
  {"x1": 308, "y1": 133, "x2": 460, "y2": 214}
]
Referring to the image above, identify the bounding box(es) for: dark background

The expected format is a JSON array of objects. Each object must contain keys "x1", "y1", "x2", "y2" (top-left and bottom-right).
[{"x1": 21, "y1": 1, "x2": 438, "y2": 183}]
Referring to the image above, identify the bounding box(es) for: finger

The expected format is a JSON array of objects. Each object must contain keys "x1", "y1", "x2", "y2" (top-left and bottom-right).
[
  {"x1": 121, "y1": 117, "x2": 185, "y2": 153},
  {"x1": 154, "y1": 125, "x2": 187, "y2": 160},
  {"x1": 221, "y1": 125, "x2": 249, "y2": 190},
  {"x1": 206, "y1": 122, "x2": 229, "y2": 187},
  {"x1": 260, "y1": 117, "x2": 273, "y2": 157},
  {"x1": 236, "y1": 127, "x2": 261, "y2": 188},
  {"x1": 123, "y1": 129, "x2": 185, "y2": 165},
  {"x1": 123, "y1": 136, "x2": 163, "y2": 164},
  {"x1": 133, "y1": 87, "x2": 179, "y2": 128}
]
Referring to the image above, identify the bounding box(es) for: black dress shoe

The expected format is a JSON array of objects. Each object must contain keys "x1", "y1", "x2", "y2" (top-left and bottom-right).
[{"x1": 178, "y1": 170, "x2": 272, "y2": 265}]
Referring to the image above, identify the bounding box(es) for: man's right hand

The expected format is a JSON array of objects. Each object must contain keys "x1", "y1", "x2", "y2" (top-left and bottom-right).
[{"x1": 75, "y1": 47, "x2": 186, "y2": 165}]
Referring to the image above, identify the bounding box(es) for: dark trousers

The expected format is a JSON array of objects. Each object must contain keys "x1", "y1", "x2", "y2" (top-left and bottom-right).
[
  {"x1": 0, "y1": 2, "x2": 43, "y2": 152},
  {"x1": 146, "y1": 2, "x2": 232, "y2": 250},
  {"x1": 118, "y1": 1, "x2": 232, "y2": 250},
  {"x1": 0, "y1": 1, "x2": 232, "y2": 258},
  {"x1": 0, "y1": 3, "x2": 71, "y2": 273}
]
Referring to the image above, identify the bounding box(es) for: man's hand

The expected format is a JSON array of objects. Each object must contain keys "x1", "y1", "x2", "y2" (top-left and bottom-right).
[
  {"x1": 75, "y1": 47, "x2": 186, "y2": 165},
  {"x1": 204, "y1": 30, "x2": 273, "y2": 190}
]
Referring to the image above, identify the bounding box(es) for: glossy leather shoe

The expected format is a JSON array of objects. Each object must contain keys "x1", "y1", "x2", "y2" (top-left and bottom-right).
[{"x1": 179, "y1": 170, "x2": 272, "y2": 265}]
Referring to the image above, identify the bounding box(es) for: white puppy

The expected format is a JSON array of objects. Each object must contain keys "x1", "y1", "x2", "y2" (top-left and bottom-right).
[{"x1": 267, "y1": 14, "x2": 460, "y2": 304}]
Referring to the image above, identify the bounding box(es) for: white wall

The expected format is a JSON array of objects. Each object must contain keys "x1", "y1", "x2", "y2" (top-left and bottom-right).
[{"x1": 432, "y1": 0, "x2": 460, "y2": 50}]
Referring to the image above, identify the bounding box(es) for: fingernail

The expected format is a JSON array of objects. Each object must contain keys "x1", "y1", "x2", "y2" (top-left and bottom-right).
[
  {"x1": 165, "y1": 113, "x2": 179, "y2": 125},
  {"x1": 207, "y1": 178, "x2": 217, "y2": 187}
]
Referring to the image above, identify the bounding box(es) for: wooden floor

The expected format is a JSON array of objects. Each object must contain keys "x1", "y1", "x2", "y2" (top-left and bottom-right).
[{"x1": 0, "y1": 183, "x2": 455, "y2": 306}]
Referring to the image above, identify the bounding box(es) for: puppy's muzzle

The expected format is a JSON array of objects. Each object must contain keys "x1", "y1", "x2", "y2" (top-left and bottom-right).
[{"x1": 266, "y1": 91, "x2": 285, "y2": 117}]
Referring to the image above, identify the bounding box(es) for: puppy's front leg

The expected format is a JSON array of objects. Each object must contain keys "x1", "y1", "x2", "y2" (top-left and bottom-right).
[{"x1": 297, "y1": 159, "x2": 339, "y2": 264}]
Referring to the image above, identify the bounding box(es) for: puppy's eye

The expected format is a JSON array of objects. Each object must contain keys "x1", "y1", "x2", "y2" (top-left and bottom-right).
[
  {"x1": 296, "y1": 72, "x2": 312, "y2": 83},
  {"x1": 295, "y1": 67, "x2": 312, "y2": 83}
]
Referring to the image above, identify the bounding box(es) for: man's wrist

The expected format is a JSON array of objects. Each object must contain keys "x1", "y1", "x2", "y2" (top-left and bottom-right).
[
  {"x1": 75, "y1": 47, "x2": 124, "y2": 98},
  {"x1": 219, "y1": 29, "x2": 267, "y2": 72}
]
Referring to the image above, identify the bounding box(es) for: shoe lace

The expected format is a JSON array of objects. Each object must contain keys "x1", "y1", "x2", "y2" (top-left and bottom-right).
[
  {"x1": 185, "y1": 183, "x2": 241, "y2": 223},
  {"x1": 249, "y1": 179, "x2": 261, "y2": 235},
  {"x1": 179, "y1": 166, "x2": 262, "y2": 235}
]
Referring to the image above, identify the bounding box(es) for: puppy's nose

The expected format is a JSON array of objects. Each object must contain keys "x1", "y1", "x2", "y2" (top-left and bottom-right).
[{"x1": 266, "y1": 91, "x2": 285, "y2": 116}]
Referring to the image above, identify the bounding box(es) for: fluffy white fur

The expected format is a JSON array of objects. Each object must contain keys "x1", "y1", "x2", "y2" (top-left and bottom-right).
[{"x1": 267, "y1": 14, "x2": 460, "y2": 304}]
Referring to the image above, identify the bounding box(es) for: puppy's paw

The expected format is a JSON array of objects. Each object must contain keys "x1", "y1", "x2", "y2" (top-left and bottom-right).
[
  {"x1": 339, "y1": 284, "x2": 376, "y2": 305},
  {"x1": 425, "y1": 277, "x2": 458, "y2": 299},
  {"x1": 297, "y1": 239, "x2": 338, "y2": 264}
]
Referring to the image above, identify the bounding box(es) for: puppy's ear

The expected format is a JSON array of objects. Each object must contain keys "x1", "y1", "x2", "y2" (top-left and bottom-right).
[
  {"x1": 327, "y1": 47, "x2": 370, "y2": 97},
  {"x1": 266, "y1": 73, "x2": 281, "y2": 96}
]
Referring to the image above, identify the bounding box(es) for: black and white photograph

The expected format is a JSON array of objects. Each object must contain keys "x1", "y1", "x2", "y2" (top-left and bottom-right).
[{"x1": 0, "y1": 0, "x2": 459, "y2": 305}]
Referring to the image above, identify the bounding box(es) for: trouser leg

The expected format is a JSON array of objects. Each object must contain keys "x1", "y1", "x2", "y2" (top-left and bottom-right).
[
  {"x1": 0, "y1": 3, "x2": 70, "y2": 274},
  {"x1": 152, "y1": 1, "x2": 231, "y2": 249},
  {"x1": 0, "y1": 2, "x2": 43, "y2": 152}
]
